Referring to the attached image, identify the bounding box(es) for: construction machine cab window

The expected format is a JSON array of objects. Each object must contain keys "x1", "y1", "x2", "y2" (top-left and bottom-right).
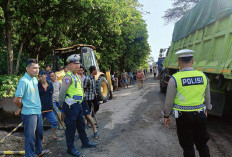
[
  {"x1": 82, "y1": 47, "x2": 99, "y2": 75},
  {"x1": 54, "y1": 45, "x2": 97, "y2": 73}
]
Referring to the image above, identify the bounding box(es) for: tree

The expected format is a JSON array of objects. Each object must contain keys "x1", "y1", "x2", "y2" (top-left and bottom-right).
[
  {"x1": 163, "y1": 0, "x2": 200, "y2": 24},
  {"x1": 0, "y1": 0, "x2": 14, "y2": 75},
  {"x1": 0, "y1": 0, "x2": 150, "y2": 75}
]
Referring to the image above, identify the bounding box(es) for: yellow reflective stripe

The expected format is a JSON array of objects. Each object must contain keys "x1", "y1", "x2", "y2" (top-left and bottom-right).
[
  {"x1": 173, "y1": 104, "x2": 205, "y2": 111},
  {"x1": 206, "y1": 69, "x2": 215, "y2": 72},
  {"x1": 220, "y1": 69, "x2": 231, "y2": 73}
]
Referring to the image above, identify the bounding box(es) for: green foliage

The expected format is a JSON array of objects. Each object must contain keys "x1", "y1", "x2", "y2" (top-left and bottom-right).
[
  {"x1": 163, "y1": 0, "x2": 200, "y2": 24},
  {"x1": 0, "y1": 0, "x2": 150, "y2": 75},
  {"x1": 0, "y1": 75, "x2": 22, "y2": 98}
]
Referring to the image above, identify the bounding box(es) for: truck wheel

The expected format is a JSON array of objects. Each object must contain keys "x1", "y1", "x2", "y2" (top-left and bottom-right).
[
  {"x1": 96, "y1": 77, "x2": 110, "y2": 102},
  {"x1": 160, "y1": 72, "x2": 167, "y2": 93}
]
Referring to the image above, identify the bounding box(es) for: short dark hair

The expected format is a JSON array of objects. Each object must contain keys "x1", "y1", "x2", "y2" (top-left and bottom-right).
[
  {"x1": 89, "y1": 66, "x2": 96, "y2": 73},
  {"x1": 179, "y1": 56, "x2": 193, "y2": 63},
  {"x1": 49, "y1": 71, "x2": 55, "y2": 75},
  {"x1": 46, "y1": 64, "x2": 51, "y2": 68},
  {"x1": 39, "y1": 70, "x2": 47, "y2": 75},
  {"x1": 80, "y1": 65, "x2": 85, "y2": 70},
  {"x1": 26, "y1": 58, "x2": 38, "y2": 67}
]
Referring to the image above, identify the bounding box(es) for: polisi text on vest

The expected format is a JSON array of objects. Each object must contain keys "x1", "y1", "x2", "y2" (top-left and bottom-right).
[{"x1": 181, "y1": 77, "x2": 204, "y2": 86}]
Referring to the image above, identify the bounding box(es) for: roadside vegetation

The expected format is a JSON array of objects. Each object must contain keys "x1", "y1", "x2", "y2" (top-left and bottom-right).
[
  {"x1": 0, "y1": 0, "x2": 152, "y2": 97},
  {"x1": 0, "y1": 0, "x2": 150, "y2": 76}
]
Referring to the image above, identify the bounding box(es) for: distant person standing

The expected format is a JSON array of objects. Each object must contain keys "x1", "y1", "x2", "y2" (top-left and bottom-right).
[
  {"x1": 143, "y1": 69, "x2": 146, "y2": 77},
  {"x1": 121, "y1": 69, "x2": 129, "y2": 88},
  {"x1": 137, "y1": 69, "x2": 145, "y2": 89},
  {"x1": 111, "y1": 72, "x2": 116, "y2": 91},
  {"x1": 114, "y1": 71, "x2": 119, "y2": 91},
  {"x1": 153, "y1": 66, "x2": 157, "y2": 79},
  {"x1": 129, "y1": 71, "x2": 134, "y2": 85},
  {"x1": 150, "y1": 68, "x2": 152, "y2": 74},
  {"x1": 133, "y1": 70, "x2": 137, "y2": 82},
  {"x1": 45, "y1": 64, "x2": 52, "y2": 81},
  {"x1": 14, "y1": 59, "x2": 49, "y2": 157}
]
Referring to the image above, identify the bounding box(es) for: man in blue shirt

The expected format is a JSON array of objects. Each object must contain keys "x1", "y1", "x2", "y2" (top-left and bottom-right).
[
  {"x1": 14, "y1": 58, "x2": 49, "y2": 157},
  {"x1": 129, "y1": 71, "x2": 134, "y2": 85}
]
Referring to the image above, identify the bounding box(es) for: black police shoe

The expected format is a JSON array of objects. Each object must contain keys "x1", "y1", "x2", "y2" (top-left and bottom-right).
[
  {"x1": 67, "y1": 148, "x2": 80, "y2": 157},
  {"x1": 81, "y1": 142, "x2": 97, "y2": 148}
]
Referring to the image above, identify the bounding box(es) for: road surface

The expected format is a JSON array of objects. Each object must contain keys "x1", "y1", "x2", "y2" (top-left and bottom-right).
[{"x1": 1, "y1": 75, "x2": 232, "y2": 157}]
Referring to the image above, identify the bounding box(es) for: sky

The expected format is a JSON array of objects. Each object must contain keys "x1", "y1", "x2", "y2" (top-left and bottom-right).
[{"x1": 138, "y1": 0, "x2": 175, "y2": 62}]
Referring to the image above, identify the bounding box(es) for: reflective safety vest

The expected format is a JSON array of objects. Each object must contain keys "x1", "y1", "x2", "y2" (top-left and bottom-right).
[
  {"x1": 65, "y1": 71, "x2": 83, "y2": 103},
  {"x1": 172, "y1": 70, "x2": 207, "y2": 111}
]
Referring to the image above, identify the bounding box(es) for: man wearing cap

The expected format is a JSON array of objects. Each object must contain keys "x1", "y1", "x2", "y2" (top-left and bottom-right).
[
  {"x1": 59, "y1": 54, "x2": 97, "y2": 157},
  {"x1": 163, "y1": 49, "x2": 212, "y2": 157}
]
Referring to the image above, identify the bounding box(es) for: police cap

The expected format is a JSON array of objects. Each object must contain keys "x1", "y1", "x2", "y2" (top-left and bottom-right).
[
  {"x1": 175, "y1": 49, "x2": 195, "y2": 58},
  {"x1": 67, "y1": 54, "x2": 80, "y2": 64}
]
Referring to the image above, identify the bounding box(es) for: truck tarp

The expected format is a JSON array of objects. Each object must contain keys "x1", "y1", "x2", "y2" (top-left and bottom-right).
[{"x1": 172, "y1": 0, "x2": 232, "y2": 42}]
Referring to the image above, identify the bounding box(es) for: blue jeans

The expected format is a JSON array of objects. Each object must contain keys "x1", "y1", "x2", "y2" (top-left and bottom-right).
[
  {"x1": 42, "y1": 111, "x2": 58, "y2": 128},
  {"x1": 54, "y1": 102, "x2": 64, "y2": 113},
  {"x1": 63, "y1": 102, "x2": 89, "y2": 149},
  {"x1": 130, "y1": 76, "x2": 134, "y2": 85},
  {"x1": 123, "y1": 78, "x2": 128, "y2": 85},
  {"x1": 21, "y1": 114, "x2": 43, "y2": 157}
]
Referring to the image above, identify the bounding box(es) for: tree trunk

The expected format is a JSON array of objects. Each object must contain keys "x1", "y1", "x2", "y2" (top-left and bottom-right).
[
  {"x1": 4, "y1": 0, "x2": 14, "y2": 75},
  {"x1": 15, "y1": 42, "x2": 24, "y2": 75}
]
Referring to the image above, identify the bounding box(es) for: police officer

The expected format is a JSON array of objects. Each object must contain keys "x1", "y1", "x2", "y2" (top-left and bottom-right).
[
  {"x1": 59, "y1": 54, "x2": 97, "y2": 157},
  {"x1": 163, "y1": 49, "x2": 212, "y2": 157}
]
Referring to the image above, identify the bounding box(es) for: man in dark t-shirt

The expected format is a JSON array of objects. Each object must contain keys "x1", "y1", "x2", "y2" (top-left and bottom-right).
[{"x1": 38, "y1": 70, "x2": 60, "y2": 142}]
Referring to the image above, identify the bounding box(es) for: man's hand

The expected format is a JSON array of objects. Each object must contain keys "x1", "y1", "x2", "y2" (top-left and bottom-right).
[
  {"x1": 164, "y1": 117, "x2": 171, "y2": 128},
  {"x1": 15, "y1": 109, "x2": 22, "y2": 116},
  {"x1": 13, "y1": 97, "x2": 22, "y2": 109}
]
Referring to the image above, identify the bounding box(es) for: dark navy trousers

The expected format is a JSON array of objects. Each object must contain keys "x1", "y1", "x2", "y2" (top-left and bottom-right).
[
  {"x1": 63, "y1": 102, "x2": 89, "y2": 149},
  {"x1": 176, "y1": 111, "x2": 210, "y2": 157}
]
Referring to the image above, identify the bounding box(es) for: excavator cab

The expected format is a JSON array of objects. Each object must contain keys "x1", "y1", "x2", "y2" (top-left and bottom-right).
[{"x1": 54, "y1": 44, "x2": 113, "y2": 102}]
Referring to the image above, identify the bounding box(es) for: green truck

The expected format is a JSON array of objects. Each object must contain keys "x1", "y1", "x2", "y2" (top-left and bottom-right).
[{"x1": 160, "y1": 0, "x2": 232, "y2": 116}]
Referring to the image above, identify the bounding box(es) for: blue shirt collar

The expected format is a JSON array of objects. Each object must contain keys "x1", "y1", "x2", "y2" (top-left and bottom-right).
[{"x1": 25, "y1": 72, "x2": 34, "y2": 80}]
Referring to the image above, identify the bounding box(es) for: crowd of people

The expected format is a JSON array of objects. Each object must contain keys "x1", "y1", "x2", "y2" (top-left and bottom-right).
[
  {"x1": 13, "y1": 53, "x2": 158, "y2": 157},
  {"x1": 12, "y1": 49, "x2": 211, "y2": 157},
  {"x1": 111, "y1": 67, "x2": 158, "y2": 91},
  {"x1": 14, "y1": 55, "x2": 99, "y2": 157}
]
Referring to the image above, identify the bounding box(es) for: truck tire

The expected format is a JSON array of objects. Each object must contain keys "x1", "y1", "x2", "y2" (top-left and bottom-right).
[
  {"x1": 160, "y1": 72, "x2": 167, "y2": 93},
  {"x1": 96, "y1": 77, "x2": 110, "y2": 102}
]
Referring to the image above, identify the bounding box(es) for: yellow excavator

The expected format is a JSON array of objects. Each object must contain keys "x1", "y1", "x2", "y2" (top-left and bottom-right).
[{"x1": 54, "y1": 44, "x2": 113, "y2": 102}]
